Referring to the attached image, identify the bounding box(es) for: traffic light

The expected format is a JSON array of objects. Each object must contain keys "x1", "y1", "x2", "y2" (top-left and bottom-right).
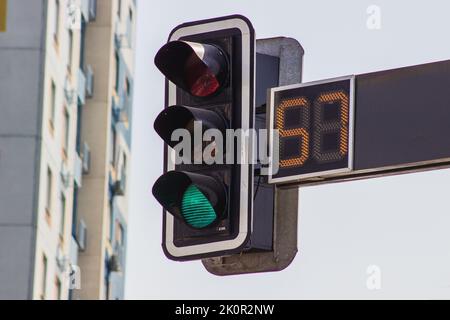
[{"x1": 152, "y1": 15, "x2": 255, "y2": 261}]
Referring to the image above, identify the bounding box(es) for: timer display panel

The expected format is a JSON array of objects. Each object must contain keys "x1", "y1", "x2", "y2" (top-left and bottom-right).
[{"x1": 268, "y1": 76, "x2": 355, "y2": 184}]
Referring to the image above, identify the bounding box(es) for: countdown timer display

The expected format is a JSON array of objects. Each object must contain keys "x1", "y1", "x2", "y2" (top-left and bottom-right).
[{"x1": 268, "y1": 76, "x2": 355, "y2": 184}]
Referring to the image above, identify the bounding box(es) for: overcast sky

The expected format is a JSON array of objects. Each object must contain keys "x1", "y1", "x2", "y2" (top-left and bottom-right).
[{"x1": 125, "y1": 0, "x2": 450, "y2": 299}]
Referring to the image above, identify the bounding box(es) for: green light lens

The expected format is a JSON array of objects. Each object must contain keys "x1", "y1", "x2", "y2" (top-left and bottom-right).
[{"x1": 181, "y1": 184, "x2": 217, "y2": 228}]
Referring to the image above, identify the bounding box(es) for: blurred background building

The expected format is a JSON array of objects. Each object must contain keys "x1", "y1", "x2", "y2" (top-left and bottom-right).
[{"x1": 0, "y1": 0, "x2": 136, "y2": 300}]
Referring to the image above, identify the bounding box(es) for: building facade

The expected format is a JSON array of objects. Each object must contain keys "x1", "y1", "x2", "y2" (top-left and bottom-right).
[{"x1": 0, "y1": 0, "x2": 135, "y2": 300}]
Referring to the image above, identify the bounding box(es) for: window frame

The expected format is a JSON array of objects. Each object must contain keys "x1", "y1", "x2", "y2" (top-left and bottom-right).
[
  {"x1": 67, "y1": 29, "x2": 73, "y2": 73},
  {"x1": 46, "y1": 167, "x2": 53, "y2": 216},
  {"x1": 59, "y1": 192, "x2": 66, "y2": 239},
  {"x1": 49, "y1": 80, "x2": 57, "y2": 131},
  {"x1": 62, "y1": 107, "x2": 70, "y2": 157},
  {"x1": 53, "y1": 0, "x2": 60, "y2": 44},
  {"x1": 41, "y1": 254, "x2": 48, "y2": 300}
]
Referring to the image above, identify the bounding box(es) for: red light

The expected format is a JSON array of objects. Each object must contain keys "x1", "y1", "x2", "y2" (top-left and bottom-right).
[
  {"x1": 184, "y1": 52, "x2": 221, "y2": 97},
  {"x1": 189, "y1": 71, "x2": 220, "y2": 97}
]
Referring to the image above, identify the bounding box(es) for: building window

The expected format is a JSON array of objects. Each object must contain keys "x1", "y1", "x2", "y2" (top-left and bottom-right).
[
  {"x1": 121, "y1": 154, "x2": 127, "y2": 175},
  {"x1": 46, "y1": 167, "x2": 53, "y2": 217},
  {"x1": 108, "y1": 201, "x2": 114, "y2": 242},
  {"x1": 114, "y1": 52, "x2": 120, "y2": 93},
  {"x1": 62, "y1": 108, "x2": 70, "y2": 156},
  {"x1": 67, "y1": 29, "x2": 73, "y2": 72},
  {"x1": 125, "y1": 78, "x2": 131, "y2": 97},
  {"x1": 79, "y1": 19, "x2": 86, "y2": 69},
  {"x1": 127, "y1": 9, "x2": 133, "y2": 47},
  {"x1": 41, "y1": 254, "x2": 48, "y2": 300},
  {"x1": 53, "y1": 0, "x2": 60, "y2": 43},
  {"x1": 110, "y1": 126, "x2": 116, "y2": 165},
  {"x1": 59, "y1": 193, "x2": 66, "y2": 239},
  {"x1": 104, "y1": 252, "x2": 110, "y2": 300},
  {"x1": 55, "y1": 277, "x2": 62, "y2": 300},
  {"x1": 72, "y1": 185, "x2": 79, "y2": 237},
  {"x1": 50, "y1": 80, "x2": 56, "y2": 130},
  {"x1": 120, "y1": 154, "x2": 127, "y2": 194},
  {"x1": 117, "y1": 0, "x2": 122, "y2": 18},
  {"x1": 115, "y1": 221, "x2": 124, "y2": 246},
  {"x1": 76, "y1": 102, "x2": 83, "y2": 153}
]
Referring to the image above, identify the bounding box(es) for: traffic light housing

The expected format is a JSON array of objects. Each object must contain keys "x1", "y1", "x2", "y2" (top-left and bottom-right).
[{"x1": 152, "y1": 15, "x2": 255, "y2": 261}]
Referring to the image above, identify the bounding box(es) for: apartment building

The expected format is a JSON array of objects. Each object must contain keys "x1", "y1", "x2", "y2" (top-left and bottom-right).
[{"x1": 0, "y1": 0, "x2": 135, "y2": 300}]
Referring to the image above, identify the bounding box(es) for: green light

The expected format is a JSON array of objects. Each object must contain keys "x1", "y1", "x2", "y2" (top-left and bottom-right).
[{"x1": 181, "y1": 184, "x2": 217, "y2": 228}]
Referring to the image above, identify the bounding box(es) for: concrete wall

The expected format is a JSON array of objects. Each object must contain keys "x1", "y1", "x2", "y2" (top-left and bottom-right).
[
  {"x1": 0, "y1": 0, "x2": 47, "y2": 299},
  {"x1": 75, "y1": 0, "x2": 135, "y2": 300},
  {"x1": 31, "y1": 0, "x2": 84, "y2": 300},
  {"x1": 75, "y1": 0, "x2": 114, "y2": 299}
]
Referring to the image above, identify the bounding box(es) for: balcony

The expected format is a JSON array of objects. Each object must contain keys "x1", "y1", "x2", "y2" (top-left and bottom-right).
[
  {"x1": 112, "y1": 94, "x2": 130, "y2": 124},
  {"x1": 76, "y1": 219, "x2": 87, "y2": 252},
  {"x1": 64, "y1": 76, "x2": 75, "y2": 105},
  {"x1": 74, "y1": 152, "x2": 83, "y2": 187},
  {"x1": 80, "y1": 0, "x2": 89, "y2": 22},
  {"x1": 114, "y1": 20, "x2": 121, "y2": 49},
  {"x1": 60, "y1": 160, "x2": 71, "y2": 190},
  {"x1": 88, "y1": 0, "x2": 97, "y2": 21},
  {"x1": 121, "y1": 94, "x2": 130, "y2": 123},
  {"x1": 108, "y1": 172, "x2": 115, "y2": 200},
  {"x1": 77, "y1": 68, "x2": 86, "y2": 105},
  {"x1": 85, "y1": 65, "x2": 94, "y2": 98},
  {"x1": 112, "y1": 97, "x2": 121, "y2": 123},
  {"x1": 81, "y1": 0, "x2": 97, "y2": 22},
  {"x1": 69, "y1": 236, "x2": 79, "y2": 266},
  {"x1": 113, "y1": 178, "x2": 125, "y2": 197},
  {"x1": 109, "y1": 271, "x2": 125, "y2": 300},
  {"x1": 109, "y1": 245, "x2": 124, "y2": 273},
  {"x1": 126, "y1": 15, "x2": 133, "y2": 48},
  {"x1": 82, "y1": 142, "x2": 91, "y2": 174},
  {"x1": 115, "y1": 18, "x2": 133, "y2": 49}
]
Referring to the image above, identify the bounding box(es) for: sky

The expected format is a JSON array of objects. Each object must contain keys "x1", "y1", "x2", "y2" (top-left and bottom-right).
[{"x1": 125, "y1": 0, "x2": 450, "y2": 299}]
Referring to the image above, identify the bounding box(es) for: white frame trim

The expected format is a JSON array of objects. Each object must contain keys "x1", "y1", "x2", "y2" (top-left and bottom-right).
[{"x1": 268, "y1": 75, "x2": 355, "y2": 184}]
